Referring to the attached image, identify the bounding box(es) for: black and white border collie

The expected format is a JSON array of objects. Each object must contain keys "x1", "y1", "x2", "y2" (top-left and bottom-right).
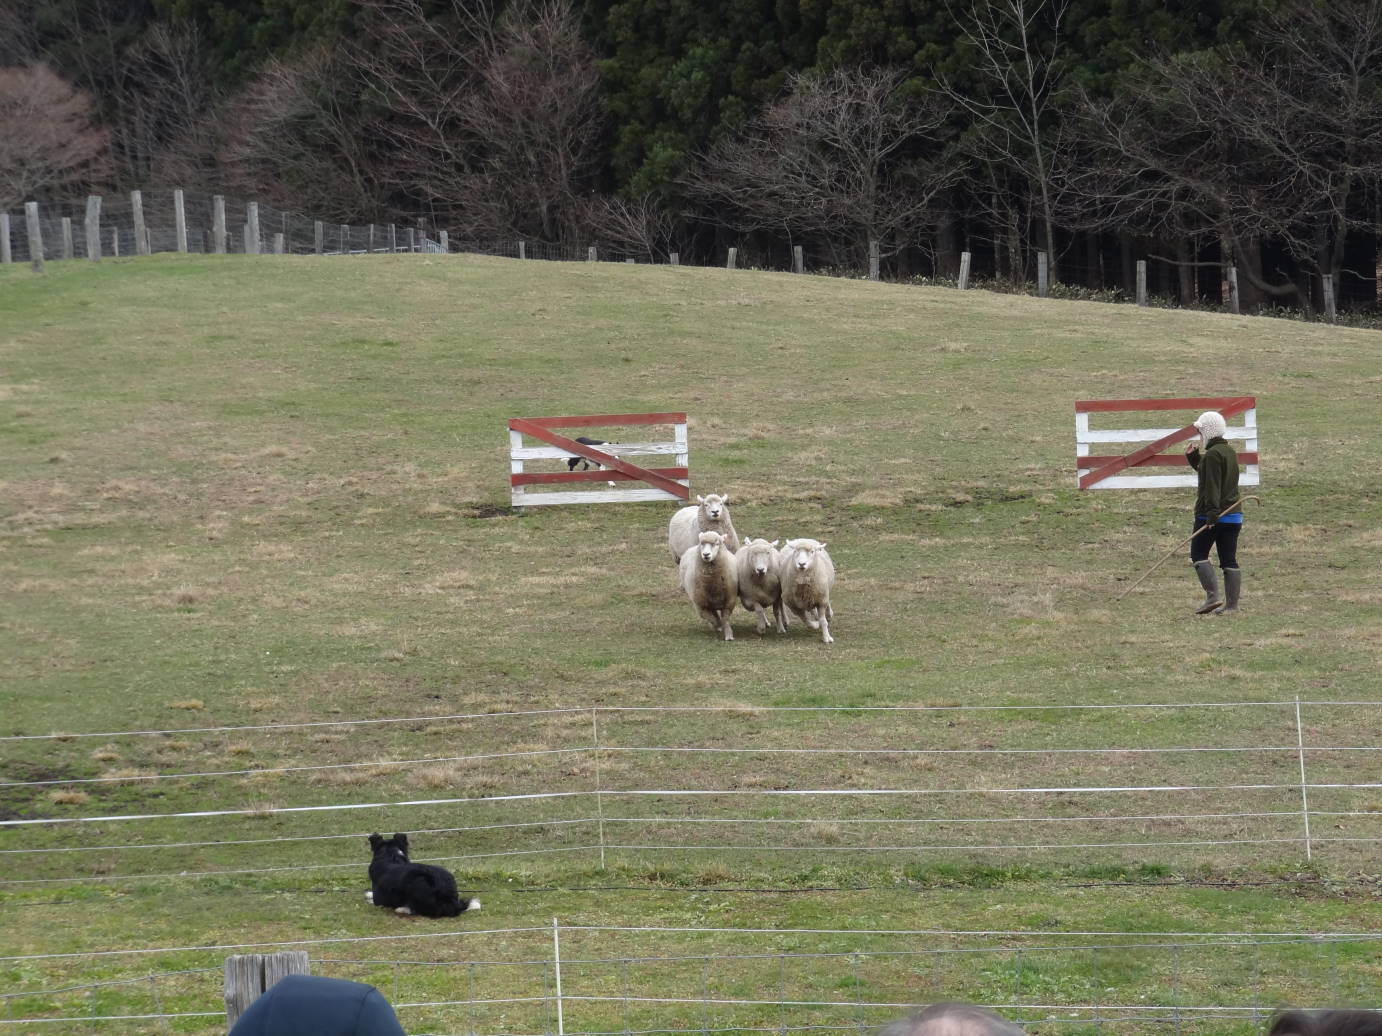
[
  {"x1": 366, "y1": 833, "x2": 480, "y2": 918},
  {"x1": 567, "y1": 436, "x2": 617, "y2": 486}
]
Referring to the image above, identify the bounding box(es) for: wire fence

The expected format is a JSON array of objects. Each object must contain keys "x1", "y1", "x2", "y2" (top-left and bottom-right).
[
  {"x1": 3, "y1": 700, "x2": 1380, "y2": 887},
  {"x1": 1, "y1": 924, "x2": 1379, "y2": 1033}
]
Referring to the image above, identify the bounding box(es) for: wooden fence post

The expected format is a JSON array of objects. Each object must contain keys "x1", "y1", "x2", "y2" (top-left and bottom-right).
[
  {"x1": 726, "y1": 247, "x2": 737, "y2": 270},
  {"x1": 1136, "y1": 260, "x2": 1148, "y2": 306},
  {"x1": 1322, "y1": 272, "x2": 1337, "y2": 322},
  {"x1": 958, "y1": 250, "x2": 972, "y2": 290},
  {"x1": 518, "y1": 240, "x2": 526, "y2": 260},
  {"x1": 1037, "y1": 251, "x2": 1049, "y2": 298},
  {"x1": 407, "y1": 227, "x2": 416, "y2": 252},
  {"x1": 246, "y1": 202, "x2": 261, "y2": 255},
  {"x1": 670, "y1": 252, "x2": 680, "y2": 266},
  {"x1": 368, "y1": 224, "x2": 375, "y2": 253},
  {"x1": 111, "y1": 226, "x2": 119, "y2": 257},
  {"x1": 273, "y1": 232, "x2": 284, "y2": 254},
  {"x1": 792, "y1": 245, "x2": 803, "y2": 274},
  {"x1": 0, "y1": 213, "x2": 10, "y2": 263},
  {"x1": 313, "y1": 221, "x2": 323, "y2": 255},
  {"x1": 439, "y1": 230, "x2": 448, "y2": 252},
  {"x1": 213, "y1": 195, "x2": 227, "y2": 254},
  {"x1": 389, "y1": 224, "x2": 397, "y2": 253},
  {"x1": 868, "y1": 240, "x2": 879, "y2": 281},
  {"x1": 340, "y1": 224, "x2": 349, "y2": 254},
  {"x1": 224, "y1": 951, "x2": 310, "y2": 1030},
  {"x1": 174, "y1": 189, "x2": 187, "y2": 252},
  {"x1": 131, "y1": 190, "x2": 148, "y2": 255},
  {"x1": 25, "y1": 202, "x2": 44, "y2": 273},
  {"x1": 587, "y1": 246, "x2": 597, "y2": 261},
  {"x1": 1227, "y1": 265, "x2": 1241, "y2": 315},
  {"x1": 85, "y1": 195, "x2": 102, "y2": 261},
  {"x1": 61, "y1": 217, "x2": 73, "y2": 260}
]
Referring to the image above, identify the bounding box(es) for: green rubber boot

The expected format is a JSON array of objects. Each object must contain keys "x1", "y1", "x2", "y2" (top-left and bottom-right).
[
  {"x1": 1194, "y1": 561, "x2": 1224, "y2": 614},
  {"x1": 1218, "y1": 568, "x2": 1242, "y2": 615}
]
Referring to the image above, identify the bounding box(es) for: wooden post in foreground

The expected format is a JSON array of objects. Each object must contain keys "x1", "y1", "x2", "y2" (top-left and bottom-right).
[
  {"x1": 213, "y1": 195, "x2": 227, "y2": 254},
  {"x1": 85, "y1": 195, "x2": 102, "y2": 261},
  {"x1": 25, "y1": 202, "x2": 44, "y2": 273},
  {"x1": 174, "y1": 189, "x2": 188, "y2": 252},
  {"x1": 111, "y1": 226, "x2": 119, "y2": 257},
  {"x1": 340, "y1": 224, "x2": 349, "y2": 254},
  {"x1": 1037, "y1": 250, "x2": 1050, "y2": 298},
  {"x1": 518, "y1": 240, "x2": 527, "y2": 260},
  {"x1": 273, "y1": 232, "x2": 284, "y2": 254},
  {"x1": 314, "y1": 221, "x2": 324, "y2": 255},
  {"x1": 793, "y1": 245, "x2": 803, "y2": 274},
  {"x1": 958, "y1": 251, "x2": 972, "y2": 290},
  {"x1": 1227, "y1": 265, "x2": 1241, "y2": 315},
  {"x1": 670, "y1": 252, "x2": 680, "y2": 266},
  {"x1": 247, "y1": 202, "x2": 261, "y2": 255},
  {"x1": 224, "y1": 951, "x2": 310, "y2": 1030},
  {"x1": 0, "y1": 213, "x2": 10, "y2": 263},
  {"x1": 131, "y1": 190, "x2": 149, "y2": 255},
  {"x1": 389, "y1": 224, "x2": 397, "y2": 253},
  {"x1": 726, "y1": 247, "x2": 737, "y2": 270},
  {"x1": 367, "y1": 224, "x2": 376, "y2": 253},
  {"x1": 1136, "y1": 260, "x2": 1148, "y2": 306},
  {"x1": 439, "y1": 230, "x2": 448, "y2": 252},
  {"x1": 1322, "y1": 272, "x2": 1337, "y2": 323},
  {"x1": 868, "y1": 240, "x2": 879, "y2": 281},
  {"x1": 61, "y1": 217, "x2": 73, "y2": 260},
  {"x1": 587, "y1": 246, "x2": 596, "y2": 262}
]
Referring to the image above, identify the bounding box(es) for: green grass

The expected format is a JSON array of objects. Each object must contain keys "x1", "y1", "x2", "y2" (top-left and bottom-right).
[{"x1": 1, "y1": 252, "x2": 1380, "y2": 1033}]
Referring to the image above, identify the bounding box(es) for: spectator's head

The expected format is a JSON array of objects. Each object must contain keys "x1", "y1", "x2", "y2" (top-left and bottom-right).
[
  {"x1": 878, "y1": 1002, "x2": 1025, "y2": 1036},
  {"x1": 1267, "y1": 1009, "x2": 1382, "y2": 1036},
  {"x1": 228, "y1": 974, "x2": 405, "y2": 1036}
]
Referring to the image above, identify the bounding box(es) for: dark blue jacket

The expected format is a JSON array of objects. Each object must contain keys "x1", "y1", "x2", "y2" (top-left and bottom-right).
[{"x1": 229, "y1": 974, "x2": 406, "y2": 1036}]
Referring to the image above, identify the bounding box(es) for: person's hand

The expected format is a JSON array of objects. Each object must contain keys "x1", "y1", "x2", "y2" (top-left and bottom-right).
[{"x1": 1184, "y1": 441, "x2": 1199, "y2": 455}]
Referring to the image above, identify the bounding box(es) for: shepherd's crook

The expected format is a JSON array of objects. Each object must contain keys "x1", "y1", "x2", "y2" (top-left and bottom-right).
[{"x1": 1116, "y1": 496, "x2": 1261, "y2": 601}]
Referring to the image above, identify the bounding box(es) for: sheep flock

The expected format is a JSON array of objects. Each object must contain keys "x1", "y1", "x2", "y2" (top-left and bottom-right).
[{"x1": 671, "y1": 493, "x2": 836, "y2": 643}]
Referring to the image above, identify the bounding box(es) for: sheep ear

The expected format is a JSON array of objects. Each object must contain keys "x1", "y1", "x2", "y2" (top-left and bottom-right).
[
  {"x1": 722, "y1": 495, "x2": 730, "y2": 504},
  {"x1": 818, "y1": 542, "x2": 827, "y2": 550},
  {"x1": 696, "y1": 495, "x2": 705, "y2": 504},
  {"x1": 770, "y1": 539, "x2": 779, "y2": 548}
]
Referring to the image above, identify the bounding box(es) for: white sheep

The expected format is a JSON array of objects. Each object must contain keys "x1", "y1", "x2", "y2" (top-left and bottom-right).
[
  {"x1": 679, "y1": 530, "x2": 738, "y2": 641},
  {"x1": 667, "y1": 493, "x2": 740, "y2": 563},
  {"x1": 736, "y1": 537, "x2": 786, "y2": 634},
  {"x1": 779, "y1": 538, "x2": 836, "y2": 644}
]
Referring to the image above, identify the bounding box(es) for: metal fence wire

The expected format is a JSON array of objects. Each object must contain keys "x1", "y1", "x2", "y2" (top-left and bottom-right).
[{"x1": 1, "y1": 925, "x2": 1378, "y2": 1033}]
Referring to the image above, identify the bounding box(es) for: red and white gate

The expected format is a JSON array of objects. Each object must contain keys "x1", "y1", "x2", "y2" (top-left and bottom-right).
[
  {"x1": 508, "y1": 412, "x2": 690, "y2": 507},
  {"x1": 1076, "y1": 396, "x2": 1260, "y2": 490}
]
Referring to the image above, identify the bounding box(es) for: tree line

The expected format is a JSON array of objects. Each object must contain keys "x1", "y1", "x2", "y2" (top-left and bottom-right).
[{"x1": 4, "y1": 0, "x2": 1382, "y2": 313}]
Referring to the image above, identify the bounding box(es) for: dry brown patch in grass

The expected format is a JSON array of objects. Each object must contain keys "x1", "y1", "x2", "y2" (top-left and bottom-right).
[
  {"x1": 417, "y1": 501, "x2": 455, "y2": 519},
  {"x1": 166, "y1": 699, "x2": 205, "y2": 711},
  {"x1": 48, "y1": 790, "x2": 90, "y2": 805},
  {"x1": 163, "y1": 740, "x2": 191, "y2": 752},
  {"x1": 11, "y1": 577, "x2": 68, "y2": 592},
  {"x1": 246, "y1": 697, "x2": 279, "y2": 712},
  {"x1": 227, "y1": 743, "x2": 253, "y2": 756},
  {"x1": 428, "y1": 570, "x2": 479, "y2": 591},
  {"x1": 91, "y1": 748, "x2": 120, "y2": 763},
  {"x1": 101, "y1": 768, "x2": 156, "y2": 783},
  {"x1": 1338, "y1": 589, "x2": 1382, "y2": 604},
  {"x1": 162, "y1": 586, "x2": 208, "y2": 608},
  {"x1": 311, "y1": 762, "x2": 401, "y2": 786},
  {"x1": 849, "y1": 487, "x2": 904, "y2": 507},
  {"x1": 251, "y1": 542, "x2": 298, "y2": 561}
]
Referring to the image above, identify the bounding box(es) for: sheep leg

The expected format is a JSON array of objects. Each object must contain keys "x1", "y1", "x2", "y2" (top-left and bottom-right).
[
  {"x1": 818, "y1": 611, "x2": 833, "y2": 644},
  {"x1": 696, "y1": 606, "x2": 720, "y2": 630},
  {"x1": 774, "y1": 600, "x2": 788, "y2": 633},
  {"x1": 803, "y1": 605, "x2": 821, "y2": 630},
  {"x1": 719, "y1": 610, "x2": 734, "y2": 641},
  {"x1": 753, "y1": 604, "x2": 769, "y2": 635}
]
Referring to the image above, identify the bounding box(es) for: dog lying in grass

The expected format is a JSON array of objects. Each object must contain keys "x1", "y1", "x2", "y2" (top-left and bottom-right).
[{"x1": 366, "y1": 833, "x2": 480, "y2": 918}]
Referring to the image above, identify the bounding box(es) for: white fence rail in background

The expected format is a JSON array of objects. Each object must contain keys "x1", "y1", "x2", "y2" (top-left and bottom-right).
[
  {"x1": 3, "y1": 700, "x2": 1379, "y2": 889},
  {"x1": 1, "y1": 925, "x2": 1378, "y2": 1032}
]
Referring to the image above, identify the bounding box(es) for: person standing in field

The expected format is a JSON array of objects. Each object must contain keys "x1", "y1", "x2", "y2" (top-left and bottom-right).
[{"x1": 1183, "y1": 409, "x2": 1243, "y2": 615}]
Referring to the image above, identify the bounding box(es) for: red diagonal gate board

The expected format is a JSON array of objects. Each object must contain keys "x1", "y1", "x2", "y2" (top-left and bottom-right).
[
  {"x1": 1076, "y1": 396, "x2": 1254, "y2": 490},
  {"x1": 509, "y1": 416, "x2": 690, "y2": 500}
]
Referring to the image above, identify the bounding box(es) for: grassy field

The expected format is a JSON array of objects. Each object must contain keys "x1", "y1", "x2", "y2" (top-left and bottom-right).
[{"x1": 1, "y1": 252, "x2": 1380, "y2": 1033}]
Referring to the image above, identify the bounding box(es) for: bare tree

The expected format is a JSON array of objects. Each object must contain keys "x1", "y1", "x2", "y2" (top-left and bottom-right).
[
  {"x1": 1073, "y1": 0, "x2": 1382, "y2": 307},
  {"x1": 359, "y1": 0, "x2": 603, "y2": 242},
  {"x1": 580, "y1": 194, "x2": 680, "y2": 258},
  {"x1": 945, "y1": 0, "x2": 1071, "y2": 281},
  {"x1": 689, "y1": 67, "x2": 957, "y2": 267},
  {"x1": 0, "y1": 64, "x2": 110, "y2": 209},
  {"x1": 219, "y1": 45, "x2": 387, "y2": 220}
]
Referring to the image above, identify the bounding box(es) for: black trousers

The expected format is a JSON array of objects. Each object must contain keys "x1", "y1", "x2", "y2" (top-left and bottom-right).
[{"x1": 1190, "y1": 518, "x2": 1240, "y2": 570}]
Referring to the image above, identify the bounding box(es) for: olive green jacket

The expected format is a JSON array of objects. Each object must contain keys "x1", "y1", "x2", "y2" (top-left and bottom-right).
[{"x1": 1186, "y1": 437, "x2": 1240, "y2": 518}]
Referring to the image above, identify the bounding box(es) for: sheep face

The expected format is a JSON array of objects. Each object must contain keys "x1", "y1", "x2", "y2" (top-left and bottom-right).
[
  {"x1": 697, "y1": 530, "x2": 726, "y2": 563},
  {"x1": 742, "y1": 538, "x2": 779, "y2": 575},
  {"x1": 697, "y1": 493, "x2": 728, "y2": 522},
  {"x1": 785, "y1": 538, "x2": 827, "y2": 573}
]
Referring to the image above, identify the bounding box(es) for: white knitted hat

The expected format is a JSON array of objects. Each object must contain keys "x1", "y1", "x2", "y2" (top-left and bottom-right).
[{"x1": 1194, "y1": 410, "x2": 1227, "y2": 441}]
